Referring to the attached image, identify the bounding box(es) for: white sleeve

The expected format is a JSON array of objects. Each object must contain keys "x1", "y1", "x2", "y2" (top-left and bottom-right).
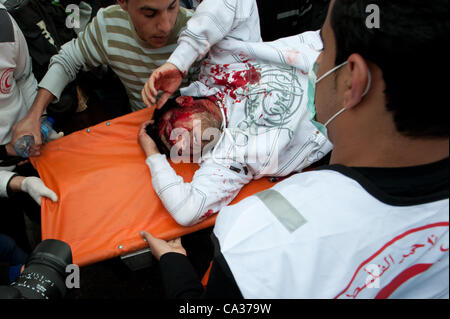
[
  {"x1": 167, "y1": 0, "x2": 241, "y2": 73},
  {"x1": 12, "y1": 15, "x2": 37, "y2": 110},
  {"x1": 0, "y1": 170, "x2": 16, "y2": 198},
  {"x1": 241, "y1": 30, "x2": 323, "y2": 73},
  {"x1": 146, "y1": 153, "x2": 252, "y2": 226}
]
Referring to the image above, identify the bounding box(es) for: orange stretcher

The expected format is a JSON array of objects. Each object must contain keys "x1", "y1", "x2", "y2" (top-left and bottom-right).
[{"x1": 30, "y1": 108, "x2": 279, "y2": 266}]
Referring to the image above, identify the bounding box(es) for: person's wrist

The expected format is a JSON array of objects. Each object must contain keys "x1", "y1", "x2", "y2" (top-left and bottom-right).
[
  {"x1": 25, "y1": 109, "x2": 42, "y2": 122},
  {"x1": 159, "y1": 251, "x2": 186, "y2": 262},
  {"x1": 8, "y1": 176, "x2": 25, "y2": 193},
  {"x1": 5, "y1": 143, "x2": 17, "y2": 156},
  {"x1": 146, "y1": 148, "x2": 161, "y2": 158}
]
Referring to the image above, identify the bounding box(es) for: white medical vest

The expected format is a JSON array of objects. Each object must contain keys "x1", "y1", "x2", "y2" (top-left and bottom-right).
[{"x1": 214, "y1": 168, "x2": 449, "y2": 299}]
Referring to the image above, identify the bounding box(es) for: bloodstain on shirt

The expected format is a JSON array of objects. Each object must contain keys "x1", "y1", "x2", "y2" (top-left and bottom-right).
[
  {"x1": 200, "y1": 209, "x2": 215, "y2": 220},
  {"x1": 197, "y1": 59, "x2": 263, "y2": 127},
  {"x1": 208, "y1": 62, "x2": 261, "y2": 103},
  {"x1": 284, "y1": 49, "x2": 301, "y2": 66}
]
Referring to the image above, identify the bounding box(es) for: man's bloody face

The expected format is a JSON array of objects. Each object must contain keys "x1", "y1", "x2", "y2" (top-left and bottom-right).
[{"x1": 156, "y1": 97, "x2": 223, "y2": 160}]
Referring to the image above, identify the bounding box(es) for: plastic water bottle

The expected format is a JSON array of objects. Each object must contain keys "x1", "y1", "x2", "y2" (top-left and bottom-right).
[
  {"x1": 40, "y1": 116, "x2": 55, "y2": 144},
  {"x1": 14, "y1": 116, "x2": 55, "y2": 158},
  {"x1": 14, "y1": 135, "x2": 35, "y2": 158}
]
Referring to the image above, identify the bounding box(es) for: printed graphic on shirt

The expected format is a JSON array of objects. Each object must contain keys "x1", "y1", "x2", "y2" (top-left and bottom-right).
[
  {"x1": 237, "y1": 63, "x2": 303, "y2": 139},
  {"x1": 204, "y1": 62, "x2": 304, "y2": 137},
  {"x1": 203, "y1": 61, "x2": 313, "y2": 176},
  {"x1": 335, "y1": 222, "x2": 449, "y2": 299},
  {"x1": 0, "y1": 68, "x2": 14, "y2": 94}
]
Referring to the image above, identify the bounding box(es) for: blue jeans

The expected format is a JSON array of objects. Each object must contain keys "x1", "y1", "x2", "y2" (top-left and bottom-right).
[
  {"x1": 0, "y1": 233, "x2": 27, "y2": 265},
  {"x1": 0, "y1": 234, "x2": 28, "y2": 283}
]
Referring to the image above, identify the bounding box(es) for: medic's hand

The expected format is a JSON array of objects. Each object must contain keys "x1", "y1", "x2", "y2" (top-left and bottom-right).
[
  {"x1": 140, "y1": 231, "x2": 186, "y2": 261},
  {"x1": 21, "y1": 176, "x2": 58, "y2": 206},
  {"x1": 142, "y1": 62, "x2": 183, "y2": 109},
  {"x1": 12, "y1": 115, "x2": 42, "y2": 156},
  {"x1": 138, "y1": 120, "x2": 160, "y2": 158}
]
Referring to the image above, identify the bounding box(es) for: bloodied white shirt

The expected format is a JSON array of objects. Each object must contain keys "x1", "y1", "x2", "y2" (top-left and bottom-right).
[{"x1": 145, "y1": 0, "x2": 333, "y2": 226}]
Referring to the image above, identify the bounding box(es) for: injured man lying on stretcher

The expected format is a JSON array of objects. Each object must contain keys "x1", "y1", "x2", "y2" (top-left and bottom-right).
[{"x1": 138, "y1": 46, "x2": 333, "y2": 226}]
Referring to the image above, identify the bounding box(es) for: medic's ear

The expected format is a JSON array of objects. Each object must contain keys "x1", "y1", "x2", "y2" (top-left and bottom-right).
[{"x1": 343, "y1": 54, "x2": 371, "y2": 109}]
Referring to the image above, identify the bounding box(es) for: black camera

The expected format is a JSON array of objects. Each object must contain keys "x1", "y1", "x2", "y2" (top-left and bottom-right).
[{"x1": 0, "y1": 239, "x2": 73, "y2": 299}]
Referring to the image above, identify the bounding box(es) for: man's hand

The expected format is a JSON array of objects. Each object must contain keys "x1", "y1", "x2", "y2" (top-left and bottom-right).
[
  {"x1": 140, "y1": 231, "x2": 186, "y2": 261},
  {"x1": 12, "y1": 88, "x2": 56, "y2": 156},
  {"x1": 12, "y1": 115, "x2": 42, "y2": 156},
  {"x1": 12, "y1": 120, "x2": 64, "y2": 157},
  {"x1": 138, "y1": 120, "x2": 160, "y2": 158},
  {"x1": 142, "y1": 62, "x2": 183, "y2": 109},
  {"x1": 4, "y1": 143, "x2": 17, "y2": 157},
  {"x1": 20, "y1": 176, "x2": 58, "y2": 206}
]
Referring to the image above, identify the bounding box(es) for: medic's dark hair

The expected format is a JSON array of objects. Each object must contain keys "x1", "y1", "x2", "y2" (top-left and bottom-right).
[{"x1": 331, "y1": 0, "x2": 449, "y2": 138}]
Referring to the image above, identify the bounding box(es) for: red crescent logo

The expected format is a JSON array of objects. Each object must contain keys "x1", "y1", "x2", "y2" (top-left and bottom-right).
[
  {"x1": 5, "y1": 76, "x2": 12, "y2": 88},
  {"x1": 0, "y1": 68, "x2": 14, "y2": 94}
]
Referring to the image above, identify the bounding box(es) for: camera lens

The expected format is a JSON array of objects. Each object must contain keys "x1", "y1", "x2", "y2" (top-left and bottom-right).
[{"x1": 11, "y1": 239, "x2": 72, "y2": 299}]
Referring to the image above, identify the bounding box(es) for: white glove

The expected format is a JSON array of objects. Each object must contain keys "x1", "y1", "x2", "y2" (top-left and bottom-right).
[
  {"x1": 21, "y1": 177, "x2": 58, "y2": 206},
  {"x1": 47, "y1": 129, "x2": 64, "y2": 142}
]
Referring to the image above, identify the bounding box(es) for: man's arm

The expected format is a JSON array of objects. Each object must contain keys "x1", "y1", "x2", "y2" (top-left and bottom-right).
[
  {"x1": 11, "y1": 88, "x2": 55, "y2": 150},
  {"x1": 2, "y1": 12, "x2": 42, "y2": 149},
  {"x1": 167, "y1": 0, "x2": 241, "y2": 74},
  {"x1": 146, "y1": 154, "x2": 252, "y2": 226},
  {"x1": 242, "y1": 30, "x2": 324, "y2": 73},
  {"x1": 141, "y1": 231, "x2": 243, "y2": 299},
  {"x1": 142, "y1": 0, "x2": 250, "y2": 108},
  {"x1": 12, "y1": 13, "x2": 109, "y2": 146},
  {"x1": 138, "y1": 121, "x2": 252, "y2": 226},
  {"x1": 1, "y1": 140, "x2": 57, "y2": 203},
  {"x1": 0, "y1": 169, "x2": 57, "y2": 205}
]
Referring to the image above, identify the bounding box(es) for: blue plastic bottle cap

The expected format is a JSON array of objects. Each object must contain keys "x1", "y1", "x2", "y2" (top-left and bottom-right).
[{"x1": 41, "y1": 116, "x2": 55, "y2": 125}]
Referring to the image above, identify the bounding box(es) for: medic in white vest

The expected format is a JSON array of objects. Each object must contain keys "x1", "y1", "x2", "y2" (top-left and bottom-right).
[
  {"x1": 0, "y1": 3, "x2": 58, "y2": 204},
  {"x1": 140, "y1": 0, "x2": 448, "y2": 299}
]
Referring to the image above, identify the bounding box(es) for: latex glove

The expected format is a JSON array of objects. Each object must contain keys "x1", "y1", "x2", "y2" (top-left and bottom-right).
[
  {"x1": 21, "y1": 177, "x2": 58, "y2": 206},
  {"x1": 142, "y1": 62, "x2": 183, "y2": 109}
]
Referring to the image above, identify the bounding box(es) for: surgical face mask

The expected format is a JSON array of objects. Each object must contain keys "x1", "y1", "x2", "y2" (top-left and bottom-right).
[{"x1": 307, "y1": 60, "x2": 372, "y2": 137}]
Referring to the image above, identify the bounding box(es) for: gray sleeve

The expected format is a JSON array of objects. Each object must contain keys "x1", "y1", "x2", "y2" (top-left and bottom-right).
[{"x1": 39, "y1": 14, "x2": 108, "y2": 102}]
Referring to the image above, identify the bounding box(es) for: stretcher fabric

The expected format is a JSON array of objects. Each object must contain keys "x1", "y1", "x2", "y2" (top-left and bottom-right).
[{"x1": 30, "y1": 108, "x2": 279, "y2": 266}]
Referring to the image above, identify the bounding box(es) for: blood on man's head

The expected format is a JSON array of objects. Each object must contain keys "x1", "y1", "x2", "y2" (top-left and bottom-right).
[{"x1": 146, "y1": 96, "x2": 223, "y2": 158}]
